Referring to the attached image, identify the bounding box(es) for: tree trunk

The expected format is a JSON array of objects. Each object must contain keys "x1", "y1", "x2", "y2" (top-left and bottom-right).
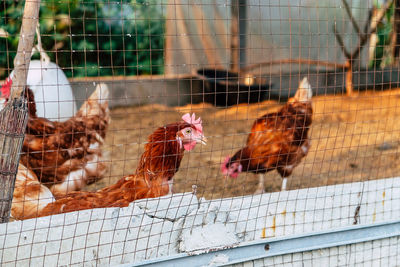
[{"x1": 345, "y1": 60, "x2": 353, "y2": 96}]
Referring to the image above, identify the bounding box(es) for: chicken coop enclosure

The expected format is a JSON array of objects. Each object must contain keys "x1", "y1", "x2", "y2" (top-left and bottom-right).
[{"x1": 1, "y1": 0, "x2": 400, "y2": 266}]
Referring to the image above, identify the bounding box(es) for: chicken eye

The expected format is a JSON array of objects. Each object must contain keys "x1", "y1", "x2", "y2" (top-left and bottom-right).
[{"x1": 185, "y1": 129, "x2": 191, "y2": 134}]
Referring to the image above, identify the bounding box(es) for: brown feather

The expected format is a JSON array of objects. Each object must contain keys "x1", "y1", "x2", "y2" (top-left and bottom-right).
[
  {"x1": 14, "y1": 121, "x2": 194, "y2": 219},
  {"x1": 11, "y1": 164, "x2": 55, "y2": 220},
  {"x1": 19, "y1": 85, "x2": 110, "y2": 195},
  {"x1": 228, "y1": 92, "x2": 313, "y2": 177}
]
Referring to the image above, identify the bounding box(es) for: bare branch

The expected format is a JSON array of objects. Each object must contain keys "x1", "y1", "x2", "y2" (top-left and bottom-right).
[
  {"x1": 369, "y1": 0, "x2": 393, "y2": 35},
  {"x1": 363, "y1": 8, "x2": 373, "y2": 34},
  {"x1": 341, "y1": 0, "x2": 365, "y2": 39},
  {"x1": 333, "y1": 24, "x2": 352, "y2": 59},
  {"x1": 351, "y1": 0, "x2": 394, "y2": 59}
]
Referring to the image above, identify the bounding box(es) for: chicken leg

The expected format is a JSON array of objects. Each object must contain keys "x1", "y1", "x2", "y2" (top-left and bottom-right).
[
  {"x1": 254, "y1": 174, "x2": 266, "y2": 194},
  {"x1": 167, "y1": 179, "x2": 174, "y2": 195},
  {"x1": 281, "y1": 177, "x2": 288, "y2": 191}
]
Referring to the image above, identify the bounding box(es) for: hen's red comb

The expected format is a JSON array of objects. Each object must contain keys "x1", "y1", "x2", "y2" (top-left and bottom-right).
[
  {"x1": 1, "y1": 78, "x2": 12, "y2": 98},
  {"x1": 182, "y1": 113, "x2": 203, "y2": 133}
]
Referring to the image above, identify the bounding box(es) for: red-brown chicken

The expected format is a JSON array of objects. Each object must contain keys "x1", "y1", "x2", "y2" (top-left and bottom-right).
[
  {"x1": 221, "y1": 77, "x2": 313, "y2": 193},
  {"x1": 1, "y1": 81, "x2": 110, "y2": 197},
  {"x1": 11, "y1": 113, "x2": 206, "y2": 220},
  {"x1": 11, "y1": 164, "x2": 55, "y2": 220}
]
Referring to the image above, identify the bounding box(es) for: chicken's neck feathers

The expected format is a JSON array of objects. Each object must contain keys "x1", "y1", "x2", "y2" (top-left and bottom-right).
[{"x1": 137, "y1": 124, "x2": 184, "y2": 181}]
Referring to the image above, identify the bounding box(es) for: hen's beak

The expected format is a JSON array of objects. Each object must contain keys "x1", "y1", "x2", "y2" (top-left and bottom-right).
[{"x1": 197, "y1": 134, "x2": 207, "y2": 145}]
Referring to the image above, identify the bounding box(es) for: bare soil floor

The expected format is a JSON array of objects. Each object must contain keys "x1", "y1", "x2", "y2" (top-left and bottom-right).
[{"x1": 84, "y1": 89, "x2": 400, "y2": 200}]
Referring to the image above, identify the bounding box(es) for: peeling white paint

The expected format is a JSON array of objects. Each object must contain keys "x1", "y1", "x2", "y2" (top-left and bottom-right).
[{"x1": 179, "y1": 223, "x2": 239, "y2": 254}]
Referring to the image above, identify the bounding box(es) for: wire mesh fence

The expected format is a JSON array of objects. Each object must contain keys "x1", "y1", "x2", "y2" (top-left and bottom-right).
[{"x1": 1, "y1": 0, "x2": 400, "y2": 266}]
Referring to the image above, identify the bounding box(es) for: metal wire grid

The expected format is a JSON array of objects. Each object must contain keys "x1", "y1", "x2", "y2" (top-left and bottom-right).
[
  {"x1": 229, "y1": 237, "x2": 400, "y2": 267},
  {"x1": 0, "y1": 0, "x2": 400, "y2": 266}
]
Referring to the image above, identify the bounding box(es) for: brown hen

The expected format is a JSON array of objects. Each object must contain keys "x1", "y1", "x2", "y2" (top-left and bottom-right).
[
  {"x1": 11, "y1": 113, "x2": 206, "y2": 220},
  {"x1": 221, "y1": 77, "x2": 313, "y2": 193},
  {"x1": 15, "y1": 83, "x2": 110, "y2": 197},
  {"x1": 11, "y1": 164, "x2": 55, "y2": 220}
]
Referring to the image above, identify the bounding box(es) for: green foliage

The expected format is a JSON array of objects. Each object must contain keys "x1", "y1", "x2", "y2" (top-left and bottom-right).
[
  {"x1": 369, "y1": 1, "x2": 394, "y2": 68},
  {"x1": 0, "y1": 0, "x2": 165, "y2": 78}
]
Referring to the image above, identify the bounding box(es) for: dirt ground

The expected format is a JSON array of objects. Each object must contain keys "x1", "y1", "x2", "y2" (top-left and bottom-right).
[{"x1": 84, "y1": 88, "x2": 400, "y2": 200}]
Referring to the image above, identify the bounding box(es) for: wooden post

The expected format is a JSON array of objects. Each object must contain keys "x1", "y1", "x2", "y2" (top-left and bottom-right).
[
  {"x1": 239, "y1": 0, "x2": 247, "y2": 70},
  {"x1": 11, "y1": 0, "x2": 41, "y2": 99},
  {"x1": 0, "y1": 0, "x2": 40, "y2": 223},
  {"x1": 230, "y1": 0, "x2": 239, "y2": 72},
  {"x1": 345, "y1": 60, "x2": 353, "y2": 96}
]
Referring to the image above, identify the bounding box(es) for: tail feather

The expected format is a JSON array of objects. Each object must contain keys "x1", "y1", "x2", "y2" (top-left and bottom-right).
[
  {"x1": 88, "y1": 83, "x2": 109, "y2": 104},
  {"x1": 11, "y1": 164, "x2": 55, "y2": 220},
  {"x1": 79, "y1": 83, "x2": 110, "y2": 117},
  {"x1": 294, "y1": 77, "x2": 312, "y2": 102},
  {"x1": 36, "y1": 173, "x2": 170, "y2": 218}
]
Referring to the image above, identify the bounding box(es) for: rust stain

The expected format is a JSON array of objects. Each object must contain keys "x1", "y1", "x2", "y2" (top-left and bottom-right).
[
  {"x1": 372, "y1": 208, "x2": 376, "y2": 222},
  {"x1": 281, "y1": 209, "x2": 287, "y2": 217},
  {"x1": 382, "y1": 191, "x2": 386, "y2": 206},
  {"x1": 261, "y1": 227, "x2": 266, "y2": 239},
  {"x1": 271, "y1": 216, "x2": 276, "y2": 235}
]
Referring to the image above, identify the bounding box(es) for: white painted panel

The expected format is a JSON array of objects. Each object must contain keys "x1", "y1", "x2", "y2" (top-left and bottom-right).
[{"x1": 1, "y1": 177, "x2": 400, "y2": 266}]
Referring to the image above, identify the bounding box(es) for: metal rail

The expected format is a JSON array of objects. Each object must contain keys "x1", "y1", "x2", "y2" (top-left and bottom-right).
[{"x1": 121, "y1": 219, "x2": 400, "y2": 267}]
